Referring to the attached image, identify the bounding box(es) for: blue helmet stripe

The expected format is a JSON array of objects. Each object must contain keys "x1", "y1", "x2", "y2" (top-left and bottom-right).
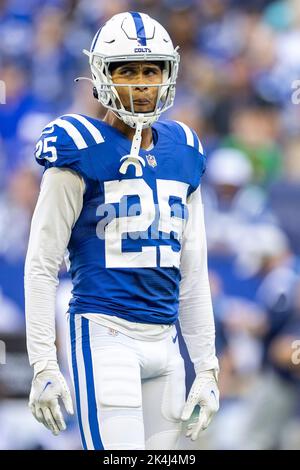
[
  {"x1": 91, "y1": 27, "x2": 102, "y2": 52},
  {"x1": 130, "y1": 11, "x2": 147, "y2": 46}
]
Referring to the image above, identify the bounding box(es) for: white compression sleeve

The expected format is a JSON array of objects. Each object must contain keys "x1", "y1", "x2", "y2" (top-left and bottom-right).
[
  {"x1": 24, "y1": 167, "x2": 84, "y2": 366},
  {"x1": 179, "y1": 186, "x2": 219, "y2": 376}
]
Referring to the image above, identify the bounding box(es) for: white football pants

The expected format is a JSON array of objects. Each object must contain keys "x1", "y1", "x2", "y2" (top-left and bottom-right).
[{"x1": 66, "y1": 314, "x2": 186, "y2": 450}]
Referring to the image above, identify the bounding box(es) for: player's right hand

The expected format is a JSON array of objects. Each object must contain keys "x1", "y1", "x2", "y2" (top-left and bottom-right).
[{"x1": 29, "y1": 360, "x2": 74, "y2": 436}]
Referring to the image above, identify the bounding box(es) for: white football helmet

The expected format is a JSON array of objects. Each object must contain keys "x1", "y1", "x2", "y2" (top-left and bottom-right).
[{"x1": 81, "y1": 11, "x2": 180, "y2": 129}]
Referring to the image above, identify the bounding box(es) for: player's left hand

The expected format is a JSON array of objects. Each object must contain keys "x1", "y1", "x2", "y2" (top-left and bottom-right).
[{"x1": 181, "y1": 369, "x2": 219, "y2": 441}]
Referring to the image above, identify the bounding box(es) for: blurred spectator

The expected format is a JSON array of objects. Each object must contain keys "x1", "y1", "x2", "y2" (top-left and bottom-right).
[
  {"x1": 232, "y1": 264, "x2": 300, "y2": 450},
  {"x1": 203, "y1": 147, "x2": 270, "y2": 254},
  {"x1": 268, "y1": 137, "x2": 300, "y2": 255},
  {"x1": 0, "y1": 168, "x2": 40, "y2": 261},
  {"x1": 31, "y1": 7, "x2": 78, "y2": 111},
  {"x1": 0, "y1": 62, "x2": 37, "y2": 176},
  {"x1": 222, "y1": 104, "x2": 282, "y2": 186}
]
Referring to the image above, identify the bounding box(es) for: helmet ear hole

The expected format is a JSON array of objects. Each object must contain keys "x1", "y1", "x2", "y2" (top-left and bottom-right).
[
  {"x1": 160, "y1": 66, "x2": 169, "y2": 103},
  {"x1": 93, "y1": 86, "x2": 99, "y2": 100}
]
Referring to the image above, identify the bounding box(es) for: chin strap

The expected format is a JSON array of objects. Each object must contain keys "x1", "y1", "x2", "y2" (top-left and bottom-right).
[{"x1": 119, "y1": 116, "x2": 146, "y2": 177}]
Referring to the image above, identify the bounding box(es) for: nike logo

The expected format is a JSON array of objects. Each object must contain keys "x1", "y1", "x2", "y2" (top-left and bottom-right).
[
  {"x1": 38, "y1": 381, "x2": 52, "y2": 401},
  {"x1": 210, "y1": 390, "x2": 217, "y2": 402},
  {"x1": 172, "y1": 333, "x2": 178, "y2": 344}
]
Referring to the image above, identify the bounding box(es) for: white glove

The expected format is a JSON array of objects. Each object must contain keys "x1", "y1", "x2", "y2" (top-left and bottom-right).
[
  {"x1": 29, "y1": 360, "x2": 74, "y2": 436},
  {"x1": 181, "y1": 369, "x2": 219, "y2": 441}
]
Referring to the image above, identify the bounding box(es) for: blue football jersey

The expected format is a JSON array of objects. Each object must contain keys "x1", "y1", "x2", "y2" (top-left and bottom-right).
[{"x1": 35, "y1": 113, "x2": 206, "y2": 324}]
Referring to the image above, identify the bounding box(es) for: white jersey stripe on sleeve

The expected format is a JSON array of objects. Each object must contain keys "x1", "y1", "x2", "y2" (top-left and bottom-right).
[
  {"x1": 54, "y1": 118, "x2": 88, "y2": 149},
  {"x1": 195, "y1": 134, "x2": 204, "y2": 154},
  {"x1": 175, "y1": 120, "x2": 194, "y2": 147},
  {"x1": 65, "y1": 114, "x2": 105, "y2": 144}
]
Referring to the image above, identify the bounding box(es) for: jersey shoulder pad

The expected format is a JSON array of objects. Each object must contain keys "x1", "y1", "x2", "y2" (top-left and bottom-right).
[
  {"x1": 156, "y1": 120, "x2": 204, "y2": 155},
  {"x1": 173, "y1": 120, "x2": 204, "y2": 155},
  {"x1": 34, "y1": 113, "x2": 105, "y2": 170}
]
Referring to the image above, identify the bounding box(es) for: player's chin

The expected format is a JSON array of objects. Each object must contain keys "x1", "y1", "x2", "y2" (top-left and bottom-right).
[{"x1": 133, "y1": 104, "x2": 155, "y2": 113}]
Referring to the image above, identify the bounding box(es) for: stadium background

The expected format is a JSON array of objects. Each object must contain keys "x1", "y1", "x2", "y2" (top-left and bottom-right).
[{"x1": 0, "y1": 0, "x2": 300, "y2": 449}]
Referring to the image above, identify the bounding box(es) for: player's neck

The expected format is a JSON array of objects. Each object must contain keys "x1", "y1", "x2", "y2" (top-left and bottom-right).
[{"x1": 103, "y1": 111, "x2": 153, "y2": 150}]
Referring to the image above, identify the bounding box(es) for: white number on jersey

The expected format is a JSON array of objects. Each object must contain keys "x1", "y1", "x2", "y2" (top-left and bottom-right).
[{"x1": 102, "y1": 179, "x2": 188, "y2": 268}]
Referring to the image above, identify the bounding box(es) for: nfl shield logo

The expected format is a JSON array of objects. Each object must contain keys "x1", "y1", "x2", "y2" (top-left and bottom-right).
[{"x1": 146, "y1": 154, "x2": 157, "y2": 168}]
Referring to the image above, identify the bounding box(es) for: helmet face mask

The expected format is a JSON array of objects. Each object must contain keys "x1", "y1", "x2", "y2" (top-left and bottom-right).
[{"x1": 83, "y1": 12, "x2": 180, "y2": 128}]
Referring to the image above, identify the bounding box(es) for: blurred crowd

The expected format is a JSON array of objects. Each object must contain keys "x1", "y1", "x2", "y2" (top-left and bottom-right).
[{"x1": 0, "y1": 0, "x2": 300, "y2": 450}]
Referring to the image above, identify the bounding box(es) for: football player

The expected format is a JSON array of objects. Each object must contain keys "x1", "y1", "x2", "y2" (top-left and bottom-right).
[{"x1": 25, "y1": 11, "x2": 219, "y2": 450}]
